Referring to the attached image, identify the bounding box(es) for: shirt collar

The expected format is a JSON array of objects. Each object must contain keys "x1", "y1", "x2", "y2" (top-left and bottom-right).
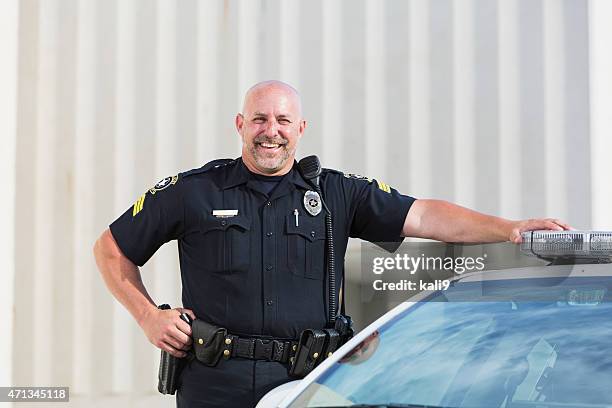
[{"x1": 220, "y1": 157, "x2": 313, "y2": 191}]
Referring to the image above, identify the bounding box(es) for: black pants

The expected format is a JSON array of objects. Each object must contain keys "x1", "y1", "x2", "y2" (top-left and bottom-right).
[{"x1": 176, "y1": 357, "x2": 293, "y2": 407}]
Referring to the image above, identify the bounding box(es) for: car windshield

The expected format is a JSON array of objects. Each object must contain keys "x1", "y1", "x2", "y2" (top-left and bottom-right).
[{"x1": 288, "y1": 276, "x2": 612, "y2": 408}]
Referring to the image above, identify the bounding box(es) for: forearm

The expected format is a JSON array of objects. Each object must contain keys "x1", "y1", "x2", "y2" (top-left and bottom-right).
[
  {"x1": 93, "y1": 229, "x2": 157, "y2": 326},
  {"x1": 403, "y1": 199, "x2": 513, "y2": 243}
]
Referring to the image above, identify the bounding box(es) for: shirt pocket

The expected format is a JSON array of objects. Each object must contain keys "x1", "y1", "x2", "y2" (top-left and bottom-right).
[
  {"x1": 285, "y1": 214, "x2": 326, "y2": 280},
  {"x1": 199, "y1": 214, "x2": 251, "y2": 274}
]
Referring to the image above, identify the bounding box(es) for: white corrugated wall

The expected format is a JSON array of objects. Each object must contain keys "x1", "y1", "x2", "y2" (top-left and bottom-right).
[{"x1": 7, "y1": 0, "x2": 608, "y2": 405}]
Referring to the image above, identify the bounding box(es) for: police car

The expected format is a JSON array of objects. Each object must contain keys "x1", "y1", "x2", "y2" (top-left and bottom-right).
[{"x1": 258, "y1": 231, "x2": 612, "y2": 408}]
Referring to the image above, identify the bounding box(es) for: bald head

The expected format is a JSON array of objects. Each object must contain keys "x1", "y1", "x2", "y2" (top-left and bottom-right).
[
  {"x1": 241, "y1": 80, "x2": 303, "y2": 118},
  {"x1": 236, "y1": 80, "x2": 307, "y2": 176}
]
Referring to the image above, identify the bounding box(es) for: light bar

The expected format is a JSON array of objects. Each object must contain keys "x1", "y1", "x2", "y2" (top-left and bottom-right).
[{"x1": 520, "y1": 230, "x2": 612, "y2": 262}]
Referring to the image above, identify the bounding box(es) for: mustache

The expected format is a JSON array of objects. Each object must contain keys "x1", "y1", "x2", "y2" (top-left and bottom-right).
[{"x1": 253, "y1": 136, "x2": 288, "y2": 145}]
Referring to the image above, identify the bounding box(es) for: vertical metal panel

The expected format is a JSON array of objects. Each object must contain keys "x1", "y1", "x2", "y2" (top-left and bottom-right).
[
  {"x1": 279, "y1": 0, "x2": 300, "y2": 88},
  {"x1": 563, "y1": 0, "x2": 591, "y2": 229},
  {"x1": 473, "y1": 0, "x2": 499, "y2": 215},
  {"x1": 589, "y1": 0, "x2": 612, "y2": 229},
  {"x1": 519, "y1": 0, "x2": 546, "y2": 217},
  {"x1": 365, "y1": 0, "x2": 387, "y2": 180},
  {"x1": 237, "y1": 0, "x2": 259, "y2": 106},
  {"x1": 341, "y1": 0, "x2": 366, "y2": 173},
  {"x1": 216, "y1": 1, "x2": 240, "y2": 158},
  {"x1": 176, "y1": 0, "x2": 199, "y2": 169},
  {"x1": 543, "y1": 0, "x2": 567, "y2": 220},
  {"x1": 73, "y1": 0, "x2": 97, "y2": 394},
  {"x1": 33, "y1": 0, "x2": 60, "y2": 385},
  {"x1": 453, "y1": 0, "x2": 476, "y2": 209},
  {"x1": 196, "y1": 0, "x2": 221, "y2": 162},
  {"x1": 13, "y1": 0, "x2": 39, "y2": 388},
  {"x1": 53, "y1": 0, "x2": 78, "y2": 388},
  {"x1": 498, "y1": 0, "x2": 521, "y2": 219},
  {"x1": 0, "y1": 0, "x2": 18, "y2": 392},
  {"x1": 298, "y1": 0, "x2": 323, "y2": 158},
  {"x1": 429, "y1": 0, "x2": 454, "y2": 201},
  {"x1": 73, "y1": 0, "x2": 119, "y2": 394},
  {"x1": 321, "y1": 0, "x2": 343, "y2": 169},
  {"x1": 409, "y1": 0, "x2": 431, "y2": 197},
  {"x1": 259, "y1": 0, "x2": 282, "y2": 81},
  {"x1": 384, "y1": 0, "x2": 411, "y2": 192}
]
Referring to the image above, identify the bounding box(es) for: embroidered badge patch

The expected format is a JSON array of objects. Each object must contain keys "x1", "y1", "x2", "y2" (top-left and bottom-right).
[
  {"x1": 343, "y1": 173, "x2": 371, "y2": 182},
  {"x1": 149, "y1": 175, "x2": 178, "y2": 195}
]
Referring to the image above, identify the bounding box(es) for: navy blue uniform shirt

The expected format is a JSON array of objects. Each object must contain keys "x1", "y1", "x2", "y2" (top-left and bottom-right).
[{"x1": 110, "y1": 158, "x2": 416, "y2": 339}]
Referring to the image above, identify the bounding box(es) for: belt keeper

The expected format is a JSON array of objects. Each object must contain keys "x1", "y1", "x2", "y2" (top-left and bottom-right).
[{"x1": 222, "y1": 335, "x2": 234, "y2": 359}]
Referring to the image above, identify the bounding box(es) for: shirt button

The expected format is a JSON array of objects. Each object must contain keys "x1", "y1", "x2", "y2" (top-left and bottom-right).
[
  {"x1": 265, "y1": 265, "x2": 273, "y2": 271},
  {"x1": 266, "y1": 201, "x2": 272, "y2": 206},
  {"x1": 266, "y1": 232, "x2": 273, "y2": 237},
  {"x1": 221, "y1": 220, "x2": 227, "y2": 226},
  {"x1": 266, "y1": 300, "x2": 274, "y2": 306},
  {"x1": 311, "y1": 231, "x2": 316, "y2": 238}
]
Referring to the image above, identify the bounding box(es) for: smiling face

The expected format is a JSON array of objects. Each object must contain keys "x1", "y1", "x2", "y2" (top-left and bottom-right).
[{"x1": 236, "y1": 81, "x2": 307, "y2": 176}]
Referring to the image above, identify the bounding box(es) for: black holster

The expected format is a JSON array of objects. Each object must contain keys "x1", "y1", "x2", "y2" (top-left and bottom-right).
[
  {"x1": 288, "y1": 314, "x2": 354, "y2": 378},
  {"x1": 157, "y1": 304, "x2": 194, "y2": 395},
  {"x1": 158, "y1": 347, "x2": 189, "y2": 395}
]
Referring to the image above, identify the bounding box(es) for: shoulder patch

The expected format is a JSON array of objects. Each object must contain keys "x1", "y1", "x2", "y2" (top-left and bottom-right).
[
  {"x1": 343, "y1": 173, "x2": 373, "y2": 182},
  {"x1": 342, "y1": 172, "x2": 392, "y2": 193},
  {"x1": 149, "y1": 175, "x2": 178, "y2": 195}
]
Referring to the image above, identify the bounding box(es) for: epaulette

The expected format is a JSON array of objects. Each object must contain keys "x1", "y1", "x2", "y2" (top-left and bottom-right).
[
  {"x1": 323, "y1": 168, "x2": 371, "y2": 181},
  {"x1": 181, "y1": 159, "x2": 235, "y2": 179},
  {"x1": 341, "y1": 172, "x2": 371, "y2": 181},
  {"x1": 322, "y1": 168, "x2": 343, "y2": 176}
]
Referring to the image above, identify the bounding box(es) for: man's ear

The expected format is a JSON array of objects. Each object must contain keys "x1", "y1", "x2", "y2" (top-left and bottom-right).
[
  {"x1": 235, "y1": 113, "x2": 244, "y2": 133},
  {"x1": 298, "y1": 119, "x2": 307, "y2": 138}
]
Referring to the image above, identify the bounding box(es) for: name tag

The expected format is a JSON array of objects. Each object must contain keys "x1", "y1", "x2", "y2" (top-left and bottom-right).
[{"x1": 212, "y1": 209, "x2": 238, "y2": 218}]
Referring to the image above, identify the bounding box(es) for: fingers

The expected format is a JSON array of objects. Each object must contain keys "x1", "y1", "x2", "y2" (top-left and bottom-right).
[
  {"x1": 160, "y1": 341, "x2": 187, "y2": 358},
  {"x1": 542, "y1": 220, "x2": 563, "y2": 231},
  {"x1": 173, "y1": 308, "x2": 193, "y2": 339},
  {"x1": 551, "y1": 218, "x2": 573, "y2": 230},
  {"x1": 162, "y1": 327, "x2": 192, "y2": 350},
  {"x1": 177, "y1": 320, "x2": 193, "y2": 338},
  {"x1": 155, "y1": 310, "x2": 194, "y2": 351},
  {"x1": 512, "y1": 218, "x2": 573, "y2": 244},
  {"x1": 177, "y1": 308, "x2": 196, "y2": 321},
  {"x1": 170, "y1": 325, "x2": 192, "y2": 347}
]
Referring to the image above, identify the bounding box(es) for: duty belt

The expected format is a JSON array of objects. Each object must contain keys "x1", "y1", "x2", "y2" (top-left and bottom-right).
[
  {"x1": 224, "y1": 335, "x2": 298, "y2": 364},
  {"x1": 189, "y1": 318, "x2": 353, "y2": 378}
]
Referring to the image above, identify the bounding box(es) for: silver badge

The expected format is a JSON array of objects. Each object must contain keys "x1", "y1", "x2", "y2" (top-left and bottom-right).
[{"x1": 303, "y1": 190, "x2": 322, "y2": 216}]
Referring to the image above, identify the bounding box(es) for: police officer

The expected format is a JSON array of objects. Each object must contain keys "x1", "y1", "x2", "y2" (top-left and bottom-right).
[{"x1": 93, "y1": 80, "x2": 571, "y2": 407}]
